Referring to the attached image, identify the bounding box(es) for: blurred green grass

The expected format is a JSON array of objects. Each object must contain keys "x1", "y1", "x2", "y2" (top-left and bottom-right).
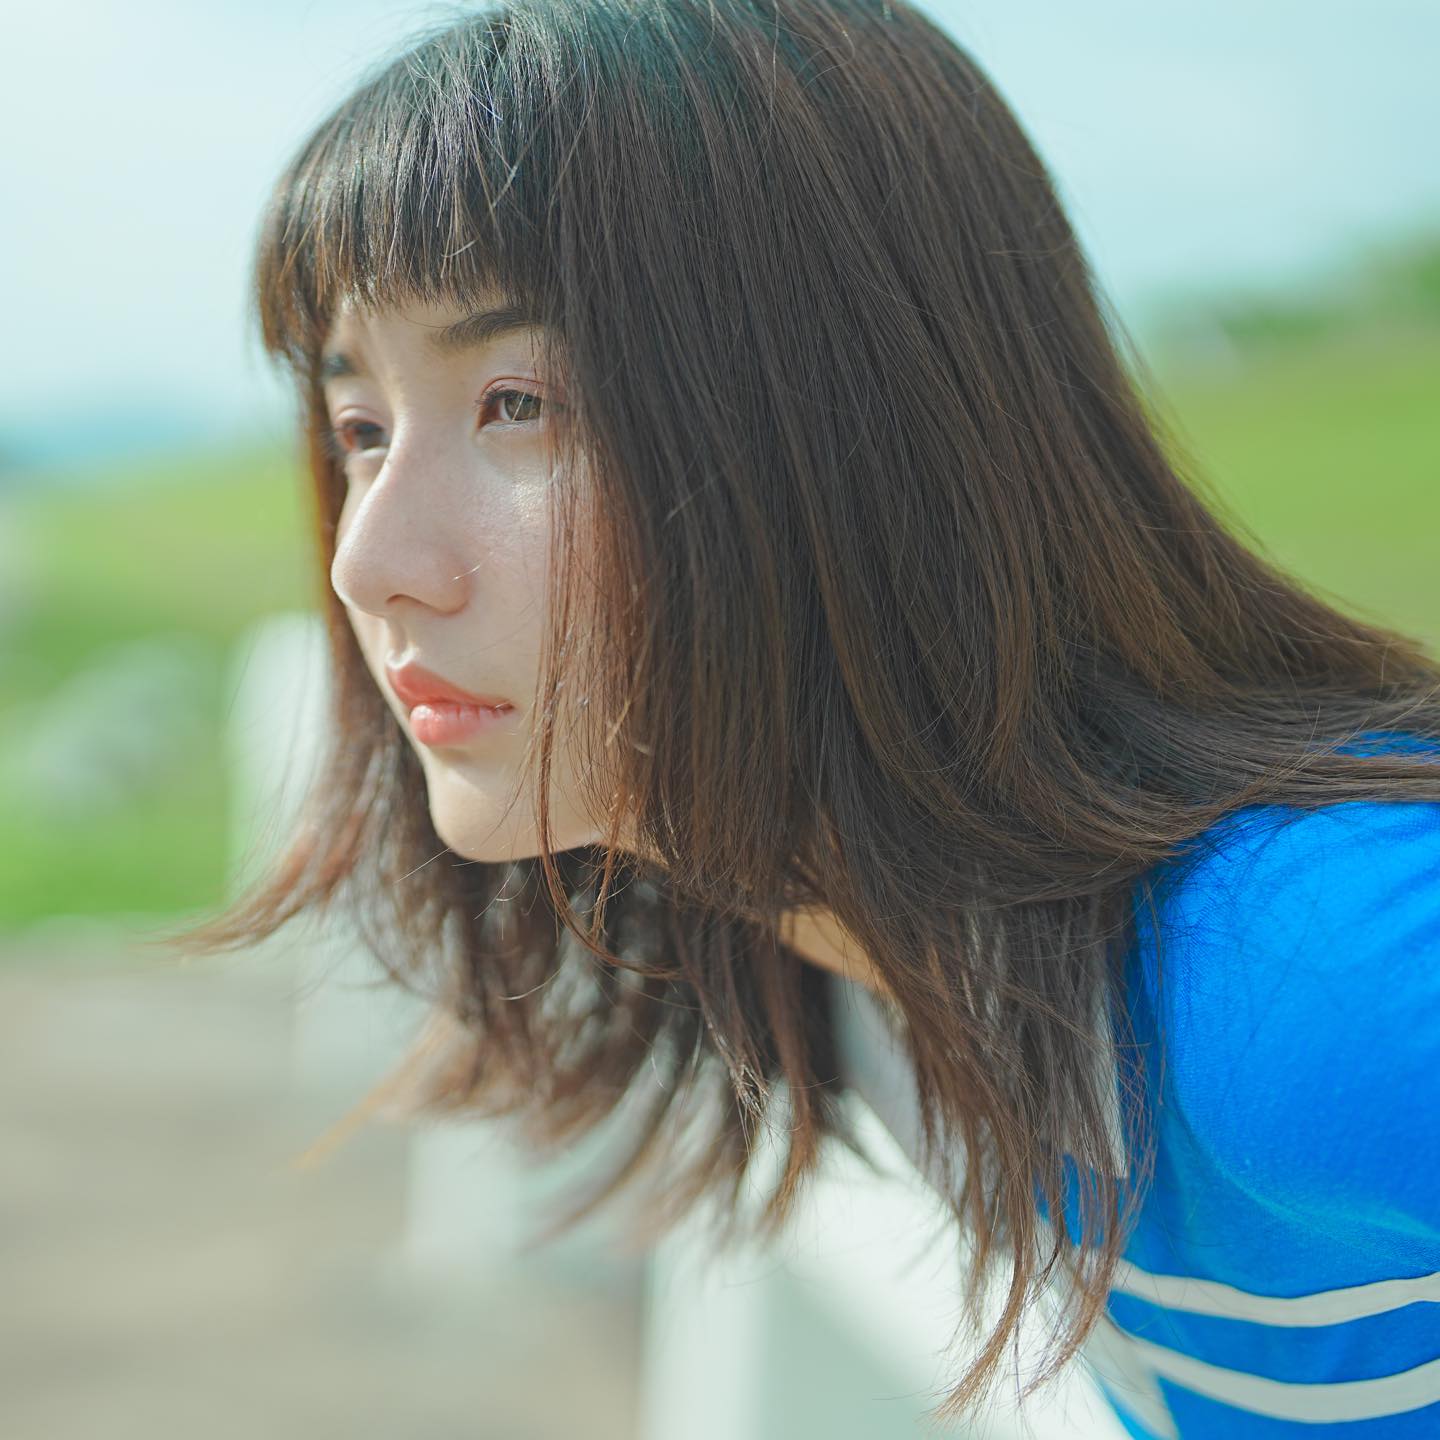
[
  {"x1": 1147, "y1": 327, "x2": 1440, "y2": 640},
  {"x1": 1, "y1": 446, "x2": 314, "y2": 927},
  {"x1": 1, "y1": 325, "x2": 1436, "y2": 934}
]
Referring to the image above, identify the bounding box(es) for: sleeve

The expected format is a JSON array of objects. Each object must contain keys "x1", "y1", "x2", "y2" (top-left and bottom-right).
[{"x1": 1151, "y1": 795, "x2": 1440, "y2": 1247}]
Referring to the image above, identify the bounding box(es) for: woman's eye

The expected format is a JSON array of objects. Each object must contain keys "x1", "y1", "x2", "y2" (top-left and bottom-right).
[
  {"x1": 326, "y1": 419, "x2": 385, "y2": 462},
  {"x1": 481, "y1": 387, "x2": 546, "y2": 426},
  {"x1": 323, "y1": 389, "x2": 548, "y2": 468}
]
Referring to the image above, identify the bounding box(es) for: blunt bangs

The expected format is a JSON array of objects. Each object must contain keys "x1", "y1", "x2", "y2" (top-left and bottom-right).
[{"x1": 252, "y1": 6, "x2": 561, "y2": 376}]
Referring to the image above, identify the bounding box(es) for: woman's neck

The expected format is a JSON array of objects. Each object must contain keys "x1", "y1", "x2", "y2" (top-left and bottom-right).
[{"x1": 777, "y1": 904, "x2": 892, "y2": 1001}]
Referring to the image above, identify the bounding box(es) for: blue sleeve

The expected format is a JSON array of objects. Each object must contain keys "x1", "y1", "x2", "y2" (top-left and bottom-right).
[{"x1": 1149, "y1": 794, "x2": 1440, "y2": 1247}]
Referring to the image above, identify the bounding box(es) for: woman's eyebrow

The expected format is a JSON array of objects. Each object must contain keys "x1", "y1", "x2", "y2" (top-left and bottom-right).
[
  {"x1": 319, "y1": 351, "x2": 361, "y2": 382},
  {"x1": 425, "y1": 304, "x2": 544, "y2": 355},
  {"x1": 319, "y1": 304, "x2": 544, "y2": 383}
]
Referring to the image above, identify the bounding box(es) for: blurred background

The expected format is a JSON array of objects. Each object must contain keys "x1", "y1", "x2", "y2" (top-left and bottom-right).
[{"x1": 2, "y1": 1, "x2": 1436, "y2": 1437}]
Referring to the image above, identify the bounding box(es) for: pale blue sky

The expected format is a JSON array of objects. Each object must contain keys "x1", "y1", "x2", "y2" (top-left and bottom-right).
[{"x1": 3, "y1": 0, "x2": 1436, "y2": 471}]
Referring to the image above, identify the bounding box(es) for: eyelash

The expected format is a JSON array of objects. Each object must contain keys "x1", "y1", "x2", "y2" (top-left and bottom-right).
[{"x1": 323, "y1": 387, "x2": 546, "y2": 465}]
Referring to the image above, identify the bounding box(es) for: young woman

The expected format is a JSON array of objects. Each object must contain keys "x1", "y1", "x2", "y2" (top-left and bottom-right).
[{"x1": 163, "y1": 0, "x2": 1440, "y2": 1434}]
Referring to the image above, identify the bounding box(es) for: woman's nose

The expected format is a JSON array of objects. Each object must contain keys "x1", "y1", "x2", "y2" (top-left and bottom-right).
[{"x1": 327, "y1": 440, "x2": 473, "y2": 619}]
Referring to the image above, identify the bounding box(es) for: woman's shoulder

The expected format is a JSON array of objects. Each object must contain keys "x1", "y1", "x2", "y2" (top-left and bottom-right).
[
  {"x1": 1135, "y1": 727, "x2": 1440, "y2": 960},
  {"x1": 1131, "y1": 729, "x2": 1440, "y2": 1237}
]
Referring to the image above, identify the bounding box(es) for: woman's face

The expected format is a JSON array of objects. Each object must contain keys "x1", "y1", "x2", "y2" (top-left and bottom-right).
[{"x1": 321, "y1": 290, "x2": 616, "y2": 864}]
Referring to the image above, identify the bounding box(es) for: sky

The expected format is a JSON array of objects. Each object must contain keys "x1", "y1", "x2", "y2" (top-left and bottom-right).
[{"x1": 3, "y1": 0, "x2": 1436, "y2": 473}]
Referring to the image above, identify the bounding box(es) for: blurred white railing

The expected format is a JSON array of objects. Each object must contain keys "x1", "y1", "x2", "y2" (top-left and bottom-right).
[
  {"x1": 638, "y1": 1101, "x2": 1132, "y2": 1440},
  {"x1": 224, "y1": 610, "x2": 1129, "y2": 1439}
]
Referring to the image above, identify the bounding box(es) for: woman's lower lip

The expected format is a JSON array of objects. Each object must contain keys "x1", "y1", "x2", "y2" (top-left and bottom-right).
[{"x1": 408, "y1": 700, "x2": 514, "y2": 746}]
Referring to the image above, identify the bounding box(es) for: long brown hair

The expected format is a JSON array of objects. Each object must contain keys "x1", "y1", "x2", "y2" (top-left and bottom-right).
[{"x1": 152, "y1": 0, "x2": 1440, "y2": 1423}]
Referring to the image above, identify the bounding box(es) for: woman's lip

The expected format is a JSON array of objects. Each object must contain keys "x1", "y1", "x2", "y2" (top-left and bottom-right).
[
  {"x1": 385, "y1": 662, "x2": 513, "y2": 712},
  {"x1": 408, "y1": 699, "x2": 514, "y2": 747},
  {"x1": 403, "y1": 697, "x2": 511, "y2": 714},
  {"x1": 402, "y1": 696, "x2": 513, "y2": 712}
]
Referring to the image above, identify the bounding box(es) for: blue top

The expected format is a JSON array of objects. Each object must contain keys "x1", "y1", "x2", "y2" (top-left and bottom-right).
[{"x1": 829, "y1": 728, "x2": 1440, "y2": 1439}]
